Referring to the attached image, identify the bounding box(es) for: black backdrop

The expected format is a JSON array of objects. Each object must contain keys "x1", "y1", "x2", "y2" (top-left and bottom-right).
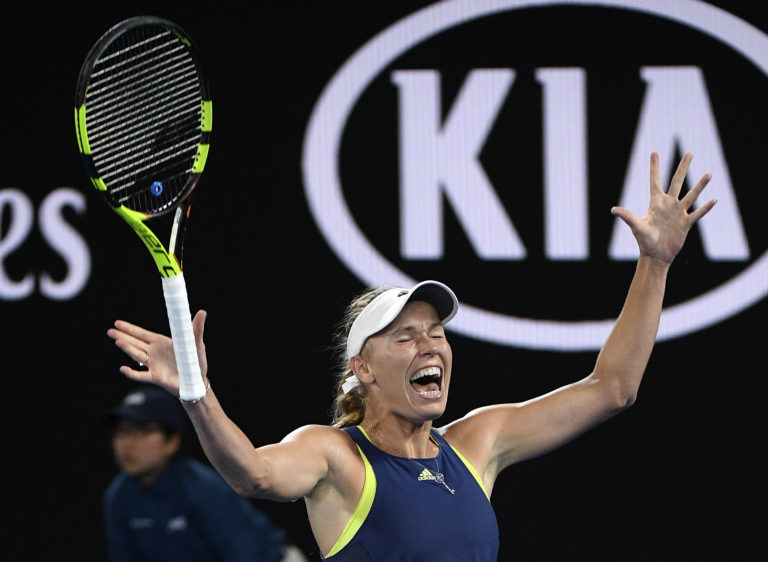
[{"x1": 1, "y1": 1, "x2": 765, "y2": 560}]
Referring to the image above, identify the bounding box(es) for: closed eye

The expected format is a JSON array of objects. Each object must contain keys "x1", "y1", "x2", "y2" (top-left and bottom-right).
[{"x1": 429, "y1": 327, "x2": 445, "y2": 339}]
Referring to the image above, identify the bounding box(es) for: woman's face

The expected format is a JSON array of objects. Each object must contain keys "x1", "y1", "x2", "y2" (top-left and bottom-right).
[{"x1": 361, "y1": 300, "x2": 453, "y2": 422}]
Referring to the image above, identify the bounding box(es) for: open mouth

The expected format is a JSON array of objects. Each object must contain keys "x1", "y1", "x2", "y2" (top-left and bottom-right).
[{"x1": 410, "y1": 366, "x2": 443, "y2": 398}]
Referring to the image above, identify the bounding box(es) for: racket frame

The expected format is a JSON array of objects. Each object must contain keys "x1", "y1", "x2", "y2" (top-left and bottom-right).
[
  {"x1": 74, "y1": 15, "x2": 212, "y2": 277},
  {"x1": 75, "y1": 16, "x2": 212, "y2": 399}
]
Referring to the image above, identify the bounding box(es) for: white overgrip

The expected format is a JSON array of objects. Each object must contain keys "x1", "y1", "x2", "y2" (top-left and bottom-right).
[{"x1": 161, "y1": 272, "x2": 206, "y2": 400}]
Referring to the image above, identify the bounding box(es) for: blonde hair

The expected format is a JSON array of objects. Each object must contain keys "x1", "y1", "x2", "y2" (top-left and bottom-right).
[{"x1": 330, "y1": 287, "x2": 389, "y2": 428}]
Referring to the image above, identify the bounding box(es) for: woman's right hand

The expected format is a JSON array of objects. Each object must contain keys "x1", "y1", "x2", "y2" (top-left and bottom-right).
[{"x1": 107, "y1": 309, "x2": 209, "y2": 395}]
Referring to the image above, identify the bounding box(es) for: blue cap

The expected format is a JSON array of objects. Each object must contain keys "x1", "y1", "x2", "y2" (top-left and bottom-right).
[{"x1": 103, "y1": 386, "x2": 187, "y2": 436}]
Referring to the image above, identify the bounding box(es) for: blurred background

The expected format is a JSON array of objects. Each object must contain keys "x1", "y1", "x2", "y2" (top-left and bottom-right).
[{"x1": 1, "y1": 1, "x2": 765, "y2": 559}]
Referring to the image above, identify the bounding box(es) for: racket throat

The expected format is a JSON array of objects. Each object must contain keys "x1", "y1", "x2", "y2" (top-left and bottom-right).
[{"x1": 169, "y1": 204, "x2": 189, "y2": 267}]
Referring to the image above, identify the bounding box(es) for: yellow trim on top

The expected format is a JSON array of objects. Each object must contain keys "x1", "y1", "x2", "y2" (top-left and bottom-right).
[
  {"x1": 357, "y1": 425, "x2": 373, "y2": 443},
  {"x1": 324, "y1": 442, "x2": 376, "y2": 558},
  {"x1": 361, "y1": 425, "x2": 490, "y2": 500},
  {"x1": 448, "y1": 444, "x2": 490, "y2": 500},
  {"x1": 360, "y1": 425, "x2": 488, "y2": 500}
]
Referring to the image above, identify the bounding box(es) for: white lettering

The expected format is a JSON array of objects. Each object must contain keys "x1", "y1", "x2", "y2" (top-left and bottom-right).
[
  {"x1": 38, "y1": 188, "x2": 90, "y2": 300},
  {"x1": 0, "y1": 189, "x2": 35, "y2": 300},
  {"x1": 393, "y1": 69, "x2": 525, "y2": 259},
  {"x1": 537, "y1": 67, "x2": 589, "y2": 259},
  {"x1": 0, "y1": 187, "x2": 91, "y2": 300},
  {"x1": 610, "y1": 66, "x2": 750, "y2": 260},
  {"x1": 303, "y1": 0, "x2": 768, "y2": 350}
]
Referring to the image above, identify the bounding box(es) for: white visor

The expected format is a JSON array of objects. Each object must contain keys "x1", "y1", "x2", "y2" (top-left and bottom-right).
[{"x1": 346, "y1": 280, "x2": 458, "y2": 359}]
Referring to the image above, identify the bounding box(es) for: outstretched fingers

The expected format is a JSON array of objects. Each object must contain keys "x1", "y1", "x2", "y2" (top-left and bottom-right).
[
  {"x1": 119, "y1": 364, "x2": 154, "y2": 385},
  {"x1": 649, "y1": 151, "x2": 662, "y2": 196},
  {"x1": 108, "y1": 322, "x2": 153, "y2": 363},
  {"x1": 107, "y1": 319, "x2": 179, "y2": 388},
  {"x1": 655, "y1": 151, "x2": 716, "y2": 225},
  {"x1": 112, "y1": 319, "x2": 157, "y2": 344},
  {"x1": 114, "y1": 334, "x2": 149, "y2": 366},
  {"x1": 680, "y1": 170, "x2": 713, "y2": 208},
  {"x1": 191, "y1": 310, "x2": 209, "y2": 377},
  {"x1": 610, "y1": 205, "x2": 639, "y2": 231},
  {"x1": 192, "y1": 310, "x2": 207, "y2": 344},
  {"x1": 621, "y1": 151, "x2": 717, "y2": 263},
  {"x1": 688, "y1": 195, "x2": 717, "y2": 223},
  {"x1": 677, "y1": 161, "x2": 716, "y2": 224},
  {"x1": 667, "y1": 151, "x2": 693, "y2": 199}
]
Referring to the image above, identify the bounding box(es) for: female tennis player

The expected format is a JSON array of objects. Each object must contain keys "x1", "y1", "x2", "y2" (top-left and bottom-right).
[{"x1": 108, "y1": 151, "x2": 716, "y2": 560}]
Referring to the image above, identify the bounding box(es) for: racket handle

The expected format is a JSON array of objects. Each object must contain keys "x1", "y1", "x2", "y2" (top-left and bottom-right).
[{"x1": 162, "y1": 273, "x2": 206, "y2": 400}]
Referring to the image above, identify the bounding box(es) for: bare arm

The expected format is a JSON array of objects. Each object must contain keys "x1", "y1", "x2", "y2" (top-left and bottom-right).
[
  {"x1": 107, "y1": 312, "x2": 352, "y2": 502},
  {"x1": 445, "y1": 152, "x2": 716, "y2": 490},
  {"x1": 181, "y1": 390, "x2": 338, "y2": 501}
]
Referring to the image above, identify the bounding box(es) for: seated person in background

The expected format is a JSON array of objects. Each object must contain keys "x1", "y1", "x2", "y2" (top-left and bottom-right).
[{"x1": 102, "y1": 385, "x2": 294, "y2": 562}]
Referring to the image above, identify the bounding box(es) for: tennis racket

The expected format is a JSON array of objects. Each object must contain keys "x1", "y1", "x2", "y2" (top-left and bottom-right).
[{"x1": 74, "y1": 16, "x2": 211, "y2": 400}]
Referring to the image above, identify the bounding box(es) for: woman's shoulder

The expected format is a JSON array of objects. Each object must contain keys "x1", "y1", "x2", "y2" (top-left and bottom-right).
[
  {"x1": 280, "y1": 423, "x2": 362, "y2": 459},
  {"x1": 437, "y1": 407, "x2": 506, "y2": 457},
  {"x1": 284, "y1": 424, "x2": 367, "y2": 504},
  {"x1": 282, "y1": 423, "x2": 354, "y2": 441}
]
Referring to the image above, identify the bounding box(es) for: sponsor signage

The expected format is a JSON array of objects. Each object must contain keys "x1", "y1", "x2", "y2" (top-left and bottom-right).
[{"x1": 303, "y1": 0, "x2": 767, "y2": 350}]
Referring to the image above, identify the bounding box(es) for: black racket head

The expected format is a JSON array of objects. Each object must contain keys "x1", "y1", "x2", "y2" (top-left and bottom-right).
[{"x1": 75, "y1": 16, "x2": 212, "y2": 217}]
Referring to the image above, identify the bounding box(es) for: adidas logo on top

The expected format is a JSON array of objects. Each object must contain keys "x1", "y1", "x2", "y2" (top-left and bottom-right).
[{"x1": 417, "y1": 468, "x2": 435, "y2": 482}]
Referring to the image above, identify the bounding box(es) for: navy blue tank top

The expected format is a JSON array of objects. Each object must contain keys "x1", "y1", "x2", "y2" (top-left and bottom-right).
[{"x1": 323, "y1": 425, "x2": 499, "y2": 561}]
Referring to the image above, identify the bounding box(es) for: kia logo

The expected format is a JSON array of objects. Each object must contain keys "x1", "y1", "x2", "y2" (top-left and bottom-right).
[{"x1": 302, "y1": 0, "x2": 767, "y2": 351}]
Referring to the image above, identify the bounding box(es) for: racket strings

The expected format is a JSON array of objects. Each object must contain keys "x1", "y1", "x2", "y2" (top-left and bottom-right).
[
  {"x1": 87, "y1": 61, "x2": 199, "y2": 136},
  {"x1": 84, "y1": 25, "x2": 205, "y2": 215},
  {"x1": 91, "y1": 28, "x2": 176, "y2": 69},
  {"x1": 86, "y1": 103, "x2": 200, "y2": 180},
  {"x1": 91, "y1": 105, "x2": 201, "y2": 185},
  {"x1": 87, "y1": 49, "x2": 197, "y2": 122}
]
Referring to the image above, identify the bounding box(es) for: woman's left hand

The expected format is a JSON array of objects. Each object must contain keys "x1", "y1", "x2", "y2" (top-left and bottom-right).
[{"x1": 611, "y1": 151, "x2": 716, "y2": 265}]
